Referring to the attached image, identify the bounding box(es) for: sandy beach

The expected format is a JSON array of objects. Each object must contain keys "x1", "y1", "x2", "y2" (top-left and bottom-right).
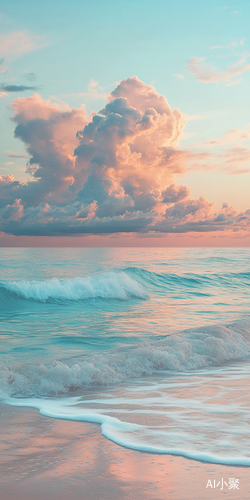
[{"x1": 0, "y1": 404, "x2": 248, "y2": 500}]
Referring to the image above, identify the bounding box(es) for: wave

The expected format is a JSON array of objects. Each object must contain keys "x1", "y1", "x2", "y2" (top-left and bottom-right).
[
  {"x1": 0, "y1": 271, "x2": 147, "y2": 303},
  {"x1": 1, "y1": 320, "x2": 250, "y2": 397},
  {"x1": 1, "y1": 266, "x2": 249, "y2": 304},
  {"x1": 125, "y1": 267, "x2": 250, "y2": 288},
  {"x1": 125, "y1": 267, "x2": 207, "y2": 288}
]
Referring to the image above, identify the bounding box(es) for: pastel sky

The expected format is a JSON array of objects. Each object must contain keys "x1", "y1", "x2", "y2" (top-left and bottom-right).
[{"x1": 0, "y1": 0, "x2": 250, "y2": 246}]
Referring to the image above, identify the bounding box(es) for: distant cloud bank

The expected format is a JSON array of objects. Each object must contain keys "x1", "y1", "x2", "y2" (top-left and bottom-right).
[{"x1": 0, "y1": 76, "x2": 249, "y2": 237}]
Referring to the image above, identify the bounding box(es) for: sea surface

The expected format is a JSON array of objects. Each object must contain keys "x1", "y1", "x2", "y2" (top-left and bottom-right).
[{"x1": 1, "y1": 247, "x2": 250, "y2": 465}]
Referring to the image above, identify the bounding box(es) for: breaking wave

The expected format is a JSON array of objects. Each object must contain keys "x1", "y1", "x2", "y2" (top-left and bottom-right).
[
  {"x1": 1, "y1": 266, "x2": 249, "y2": 304},
  {"x1": 1, "y1": 320, "x2": 250, "y2": 398},
  {"x1": 0, "y1": 271, "x2": 147, "y2": 303}
]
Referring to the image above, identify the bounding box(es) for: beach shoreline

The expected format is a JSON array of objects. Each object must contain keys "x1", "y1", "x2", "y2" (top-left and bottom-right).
[{"x1": 1, "y1": 404, "x2": 248, "y2": 500}]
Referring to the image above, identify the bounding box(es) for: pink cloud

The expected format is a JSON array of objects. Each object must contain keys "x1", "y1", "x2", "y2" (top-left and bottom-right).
[
  {"x1": 2, "y1": 198, "x2": 23, "y2": 221},
  {"x1": 0, "y1": 31, "x2": 46, "y2": 59},
  {"x1": 210, "y1": 39, "x2": 244, "y2": 50},
  {"x1": 188, "y1": 56, "x2": 250, "y2": 84},
  {"x1": 0, "y1": 77, "x2": 249, "y2": 238},
  {"x1": 74, "y1": 76, "x2": 186, "y2": 217},
  {"x1": 5, "y1": 151, "x2": 29, "y2": 159},
  {"x1": 0, "y1": 174, "x2": 15, "y2": 183},
  {"x1": 186, "y1": 126, "x2": 250, "y2": 174},
  {"x1": 12, "y1": 94, "x2": 87, "y2": 204},
  {"x1": 70, "y1": 79, "x2": 106, "y2": 100}
]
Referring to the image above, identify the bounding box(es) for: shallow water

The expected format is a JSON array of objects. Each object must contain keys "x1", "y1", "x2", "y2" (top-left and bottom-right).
[{"x1": 1, "y1": 247, "x2": 250, "y2": 465}]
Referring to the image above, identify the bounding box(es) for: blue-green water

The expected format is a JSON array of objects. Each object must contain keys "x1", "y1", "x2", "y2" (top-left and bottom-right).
[{"x1": 1, "y1": 247, "x2": 250, "y2": 465}]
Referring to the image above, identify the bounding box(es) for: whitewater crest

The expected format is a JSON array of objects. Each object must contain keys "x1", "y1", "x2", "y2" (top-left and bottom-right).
[
  {"x1": 0, "y1": 271, "x2": 147, "y2": 302},
  {"x1": 2, "y1": 266, "x2": 250, "y2": 303}
]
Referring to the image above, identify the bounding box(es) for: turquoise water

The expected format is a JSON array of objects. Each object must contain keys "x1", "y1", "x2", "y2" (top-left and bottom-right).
[{"x1": 1, "y1": 247, "x2": 250, "y2": 465}]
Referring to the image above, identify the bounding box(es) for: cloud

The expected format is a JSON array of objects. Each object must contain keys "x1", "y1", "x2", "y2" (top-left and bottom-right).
[
  {"x1": 199, "y1": 127, "x2": 250, "y2": 148},
  {"x1": 210, "y1": 39, "x2": 245, "y2": 50},
  {"x1": 9, "y1": 93, "x2": 87, "y2": 206},
  {"x1": 0, "y1": 31, "x2": 45, "y2": 59},
  {"x1": 5, "y1": 151, "x2": 29, "y2": 159},
  {"x1": 1, "y1": 198, "x2": 23, "y2": 221},
  {"x1": 221, "y1": 146, "x2": 250, "y2": 174},
  {"x1": 74, "y1": 76, "x2": 186, "y2": 218},
  {"x1": 188, "y1": 56, "x2": 250, "y2": 84},
  {"x1": 0, "y1": 84, "x2": 38, "y2": 92},
  {"x1": 226, "y1": 78, "x2": 242, "y2": 87},
  {"x1": 174, "y1": 74, "x2": 184, "y2": 79},
  {"x1": 187, "y1": 126, "x2": 250, "y2": 174},
  {"x1": 0, "y1": 77, "x2": 249, "y2": 237},
  {"x1": 23, "y1": 72, "x2": 37, "y2": 82},
  {"x1": 70, "y1": 79, "x2": 106, "y2": 100},
  {"x1": 0, "y1": 174, "x2": 15, "y2": 182},
  {"x1": 161, "y1": 184, "x2": 190, "y2": 203}
]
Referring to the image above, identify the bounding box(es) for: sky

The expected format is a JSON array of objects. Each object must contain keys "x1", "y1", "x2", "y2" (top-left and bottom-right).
[{"x1": 0, "y1": 0, "x2": 250, "y2": 246}]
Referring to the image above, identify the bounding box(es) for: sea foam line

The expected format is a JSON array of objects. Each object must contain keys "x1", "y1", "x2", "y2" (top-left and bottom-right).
[{"x1": 4, "y1": 397, "x2": 250, "y2": 467}]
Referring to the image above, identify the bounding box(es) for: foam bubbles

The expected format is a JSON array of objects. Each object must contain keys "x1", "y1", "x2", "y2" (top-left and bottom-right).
[
  {"x1": 5, "y1": 377, "x2": 250, "y2": 467},
  {"x1": 1, "y1": 321, "x2": 250, "y2": 398}
]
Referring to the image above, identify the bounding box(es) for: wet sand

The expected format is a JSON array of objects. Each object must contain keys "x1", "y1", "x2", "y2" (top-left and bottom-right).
[{"x1": 0, "y1": 404, "x2": 249, "y2": 500}]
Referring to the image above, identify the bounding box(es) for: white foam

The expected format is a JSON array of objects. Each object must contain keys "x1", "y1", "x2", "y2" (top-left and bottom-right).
[
  {"x1": 3, "y1": 271, "x2": 147, "y2": 302},
  {"x1": 1, "y1": 321, "x2": 250, "y2": 397},
  {"x1": 5, "y1": 395, "x2": 250, "y2": 467}
]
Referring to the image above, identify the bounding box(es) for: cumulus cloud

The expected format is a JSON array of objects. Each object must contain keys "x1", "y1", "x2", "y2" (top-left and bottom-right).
[
  {"x1": 1, "y1": 198, "x2": 23, "y2": 221},
  {"x1": 10, "y1": 93, "x2": 87, "y2": 206},
  {"x1": 74, "y1": 76, "x2": 186, "y2": 218},
  {"x1": 0, "y1": 76, "x2": 249, "y2": 237},
  {"x1": 161, "y1": 184, "x2": 190, "y2": 203}
]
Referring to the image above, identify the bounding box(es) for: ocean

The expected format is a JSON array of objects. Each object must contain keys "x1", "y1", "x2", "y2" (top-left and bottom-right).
[{"x1": 1, "y1": 247, "x2": 250, "y2": 467}]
